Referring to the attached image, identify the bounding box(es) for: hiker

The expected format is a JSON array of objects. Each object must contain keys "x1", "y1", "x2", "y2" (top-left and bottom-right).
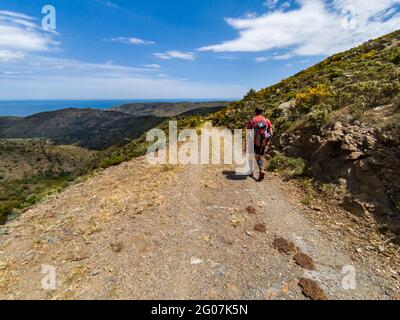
[{"x1": 247, "y1": 107, "x2": 273, "y2": 181}]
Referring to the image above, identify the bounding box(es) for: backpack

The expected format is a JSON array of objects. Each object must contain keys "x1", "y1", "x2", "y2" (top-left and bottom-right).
[{"x1": 253, "y1": 118, "x2": 271, "y2": 147}]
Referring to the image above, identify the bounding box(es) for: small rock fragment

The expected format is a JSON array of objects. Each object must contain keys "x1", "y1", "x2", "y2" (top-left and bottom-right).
[
  {"x1": 190, "y1": 258, "x2": 203, "y2": 265},
  {"x1": 294, "y1": 252, "x2": 316, "y2": 270},
  {"x1": 298, "y1": 278, "x2": 327, "y2": 300},
  {"x1": 273, "y1": 238, "x2": 297, "y2": 254},
  {"x1": 254, "y1": 223, "x2": 267, "y2": 233},
  {"x1": 310, "y1": 205, "x2": 322, "y2": 212},
  {"x1": 246, "y1": 206, "x2": 256, "y2": 215}
]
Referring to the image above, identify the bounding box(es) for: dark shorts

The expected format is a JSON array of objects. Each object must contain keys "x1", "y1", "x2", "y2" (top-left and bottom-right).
[
  {"x1": 254, "y1": 144, "x2": 266, "y2": 156},
  {"x1": 254, "y1": 140, "x2": 271, "y2": 156}
]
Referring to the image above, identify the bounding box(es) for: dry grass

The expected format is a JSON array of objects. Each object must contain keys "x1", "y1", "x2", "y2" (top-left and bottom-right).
[
  {"x1": 64, "y1": 265, "x2": 90, "y2": 286},
  {"x1": 0, "y1": 259, "x2": 18, "y2": 294}
]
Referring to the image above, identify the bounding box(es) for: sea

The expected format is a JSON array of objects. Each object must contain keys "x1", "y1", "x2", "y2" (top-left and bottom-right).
[{"x1": 0, "y1": 99, "x2": 231, "y2": 117}]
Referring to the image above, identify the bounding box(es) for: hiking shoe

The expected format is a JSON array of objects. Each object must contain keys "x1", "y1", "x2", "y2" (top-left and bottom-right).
[{"x1": 258, "y1": 172, "x2": 266, "y2": 182}]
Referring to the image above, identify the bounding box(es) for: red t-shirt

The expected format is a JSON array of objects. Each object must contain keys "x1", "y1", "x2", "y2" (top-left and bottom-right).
[{"x1": 247, "y1": 116, "x2": 272, "y2": 131}]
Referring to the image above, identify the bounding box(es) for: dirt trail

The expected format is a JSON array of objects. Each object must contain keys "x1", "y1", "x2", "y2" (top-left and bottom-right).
[{"x1": 0, "y1": 142, "x2": 398, "y2": 299}]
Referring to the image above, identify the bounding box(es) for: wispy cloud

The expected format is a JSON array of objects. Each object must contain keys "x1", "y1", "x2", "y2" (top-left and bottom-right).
[
  {"x1": 254, "y1": 56, "x2": 269, "y2": 63},
  {"x1": 108, "y1": 36, "x2": 155, "y2": 45},
  {"x1": 153, "y1": 50, "x2": 195, "y2": 61},
  {"x1": 0, "y1": 55, "x2": 242, "y2": 99},
  {"x1": 217, "y1": 55, "x2": 239, "y2": 60},
  {"x1": 255, "y1": 52, "x2": 294, "y2": 62},
  {"x1": 263, "y1": 0, "x2": 291, "y2": 11},
  {"x1": 199, "y1": 0, "x2": 400, "y2": 57},
  {"x1": 143, "y1": 64, "x2": 161, "y2": 68},
  {"x1": 0, "y1": 49, "x2": 242, "y2": 98},
  {"x1": 0, "y1": 10, "x2": 34, "y2": 20},
  {"x1": 263, "y1": 0, "x2": 279, "y2": 9},
  {"x1": 0, "y1": 50, "x2": 25, "y2": 62},
  {"x1": 0, "y1": 10, "x2": 58, "y2": 62},
  {"x1": 95, "y1": 0, "x2": 119, "y2": 9}
]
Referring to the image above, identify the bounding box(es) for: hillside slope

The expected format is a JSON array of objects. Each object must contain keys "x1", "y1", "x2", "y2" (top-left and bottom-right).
[
  {"x1": 0, "y1": 117, "x2": 22, "y2": 130},
  {"x1": 1, "y1": 146, "x2": 399, "y2": 299},
  {"x1": 212, "y1": 30, "x2": 400, "y2": 236},
  {"x1": 0, "y1": 109, "x2": 165, "y2": 150},
  {"x1": 112, "y1": 101, "x2": 230, "y2": 117}
]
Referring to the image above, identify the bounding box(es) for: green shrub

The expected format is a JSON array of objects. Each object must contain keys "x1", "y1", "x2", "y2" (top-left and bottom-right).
[
  {"x1": 328, "y1": 67, "x2": 344, "y2": 80},
  {"x1": 25, "y1": 193, "x2": 42, "y2": 205},
  {"x1": 307, "y1": 104, "x2": 332, "y2": 126},
  {"x1": 268, "y1": 154, "x2": 306, "y2": 179},
  {"x1": 244, "y1": 89, "x2": 257, "y2": 100},
  {"x1": 334, "y1": 90, "x2": 354, "y2": 109},
  {"x1": 388, "y1": 47, "x2": 400, "y2": 65},
  {"x1": 298, "y1": 178, "x2": 317, "y2": 205}
]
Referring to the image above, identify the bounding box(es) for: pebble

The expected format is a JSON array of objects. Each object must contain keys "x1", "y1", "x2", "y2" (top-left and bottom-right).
[{"x1": 190, "y1": 258, "x2": 204, "y2": 265}]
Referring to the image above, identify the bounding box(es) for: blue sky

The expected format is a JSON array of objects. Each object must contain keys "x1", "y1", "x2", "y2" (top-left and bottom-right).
[{"x1": 0, "y1": 0, "x2": 399, "y2": 99}]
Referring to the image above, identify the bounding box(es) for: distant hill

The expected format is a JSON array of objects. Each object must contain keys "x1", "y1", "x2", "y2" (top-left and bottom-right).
[
  {"x1": 0, "y1": 108, "x2": 165, "y2": 150},
  {"x1": 112, "y1": 101, "x2": 231, "y2": 117},
  {"x1": 0, "y1": 117, "x2": 22, "y2": 130},
  {"x1": 176, "y1": 106, "x2": 227, "y2": 117}
]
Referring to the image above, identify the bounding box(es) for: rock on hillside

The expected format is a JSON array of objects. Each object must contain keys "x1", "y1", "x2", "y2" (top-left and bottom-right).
[{"x1": 278, "y1": 119, "x2": 400, "y2": 221}]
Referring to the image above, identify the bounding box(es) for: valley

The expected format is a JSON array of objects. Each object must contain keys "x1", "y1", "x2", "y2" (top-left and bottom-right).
[{"x1": 0, "y1": 102, "x2": 224, "y2": 224}]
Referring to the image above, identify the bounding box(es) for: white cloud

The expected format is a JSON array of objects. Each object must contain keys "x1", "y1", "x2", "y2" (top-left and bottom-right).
[
  {"x1": 263, "y1": 0, "x2": 291, "y2": 10},
  {"x1": 273, "y1": 53, "x2": 294, "y2": 60},
  {"x1": 153, "y1": 50, "x2": 195, "y2": 60},
  {"x1": 217, "y1": 55, "x2": 239, "y2": 60},
  {"x1": 199, "y1": 0, "x2": 400, "y2": 57},
  {"x1": 0, "y1": 10, "x2": 34, "y2": 20},
  {"x1": 0, "y1": 50, "x2": 25, "y2": 62},
  {"x1": 143, "y1": 64, "x2": 161, "y2": 68},
  {"x1": 95, "y1": 0, "x2": 119, "y2": 9},
  {"x1": 263, "y1": 0, "x2": 279, "y2": 9},
  {"x1": 255, "y1": 56, "x2": 269, "y2": 63},
  {"x1": 109, "y1": 37, "x2": 155, "y2": 45},
  {"x1": 0, "y1": 10, "x2": 58, "y2": 61},
  {"x1": 255, "y1": 52, "x2": 294, "y2": 62}
]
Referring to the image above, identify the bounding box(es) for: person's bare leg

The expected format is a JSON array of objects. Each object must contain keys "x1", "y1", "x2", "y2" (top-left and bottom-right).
[
  {"x1": 255, "y1": 154, "x2": 265, "y2": 181},
  {"x1": 262, "y1": 155, "x2": 268, "y2": 173},
  {"x1": 262, "y1": 142, "x2": 271, "y2": 175}
]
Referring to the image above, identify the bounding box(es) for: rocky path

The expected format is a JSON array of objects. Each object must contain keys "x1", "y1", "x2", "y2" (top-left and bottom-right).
[{"x1": 0, "y1": 152, "x2": 398, "y2": 299}]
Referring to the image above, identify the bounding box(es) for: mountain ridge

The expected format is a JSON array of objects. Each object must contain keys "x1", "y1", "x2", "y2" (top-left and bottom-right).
[{"x1": 111, "y1": 101, "x2": 230, "y2": 117}]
